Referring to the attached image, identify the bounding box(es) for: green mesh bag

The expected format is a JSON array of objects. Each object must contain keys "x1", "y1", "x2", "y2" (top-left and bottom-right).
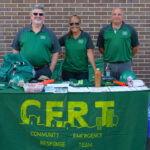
[{"x1": 0, "y1": 53, "x2": 34, "y2": 82}]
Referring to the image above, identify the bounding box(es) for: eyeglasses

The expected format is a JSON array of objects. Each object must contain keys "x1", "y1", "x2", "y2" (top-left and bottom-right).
[
  {"x1": 69, "y1": 22, "x2": 80, "y2": 26},
  {"x1": 32, "y1": 12, "x2": 44, "y2": 16}
]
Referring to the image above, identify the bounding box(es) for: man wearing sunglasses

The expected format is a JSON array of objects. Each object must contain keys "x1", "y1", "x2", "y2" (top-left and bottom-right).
[{"x1": 12, "y1": 4, "x2": 61, "y2": 81}]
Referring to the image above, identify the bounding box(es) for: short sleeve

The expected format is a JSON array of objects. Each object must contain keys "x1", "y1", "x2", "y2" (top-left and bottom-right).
[
  {"x1": 85, "y1": 33, "x2": 94, "y2": 49},
  {"x1": 59, "y1": 34, "x2": 68, "y2": 47},
  {"x1": 130, "y1": 26, "x2": 139, "y2": 47},
  {"x1": 11, "y1": 28, "x2": 25, "y2": 51},
  {"x1": 96, "y1": 27, "x2": 105, "y2": 48},
  {"x1": 48, "y1": 30, "x2": 62, "y2": 53}
]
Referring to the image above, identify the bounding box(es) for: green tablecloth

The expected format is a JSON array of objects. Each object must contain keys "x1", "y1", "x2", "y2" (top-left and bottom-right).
[{"x1": 0, "y1": 89, "x2": 149, "y2": 150}]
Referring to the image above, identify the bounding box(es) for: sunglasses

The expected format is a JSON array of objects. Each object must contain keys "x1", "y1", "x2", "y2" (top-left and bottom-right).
[
  {"x1": 32, "y1": 12, "x2": 44, "y2": 16},
  {"x1": 69, "y1": 22, "x2": 80, "y2": 26}
]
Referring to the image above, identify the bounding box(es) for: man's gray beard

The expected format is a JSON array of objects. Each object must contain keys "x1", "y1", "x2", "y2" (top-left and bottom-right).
[{"x1": 34, "y1": 20, "x2": 42, "y2": 25}]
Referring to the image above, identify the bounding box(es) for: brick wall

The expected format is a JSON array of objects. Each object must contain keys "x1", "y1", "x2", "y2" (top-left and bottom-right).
[{"x1": 0, "y1": 0, "x2": 150, "y2": 86}]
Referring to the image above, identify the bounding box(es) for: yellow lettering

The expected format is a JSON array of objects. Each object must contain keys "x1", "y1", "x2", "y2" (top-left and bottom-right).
[
  {"x1": 40, "y1": 141, "x2": 65, "y2": 147},
  {"x1": 95, "y1": 101, "x2": 114, "y2": 126},
  {"x1": 30, "y1": 131, "x2": 59, "y2": 138},
  {"x1": 46, "y1": 101, "x2": 63, "y2": 127},
  {"x1": 21, "y1": 99, "x2": 40, "y2": 124},
  {"x1": 79, "y1": 142, "x2": 93, "y2": 147},
  {"x1": 73, "y1": 133, "x2": 102, "y2": 139},
  {"x1": 68, "y1": 102, "x2": 88, "y2": 127}
]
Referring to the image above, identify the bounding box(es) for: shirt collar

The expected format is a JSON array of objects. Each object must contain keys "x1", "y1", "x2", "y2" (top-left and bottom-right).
[
  {"x1": 70, "y1": 30, "x2": 84, "y2": 39},
  {"x1": 28, "y1": 24, "x2": 46, "y2": 32},
  {"x1": 110, "y1": 21, "x2": 125, "y2": 29}
]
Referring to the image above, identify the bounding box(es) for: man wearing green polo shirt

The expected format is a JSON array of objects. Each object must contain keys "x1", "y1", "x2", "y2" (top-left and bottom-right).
[
  {"x1": 12, "y1": 4, "x2": 61, "y2": 80},
  {"x1": 97, "y1": 8, "x2": 139, "y2": 80}
]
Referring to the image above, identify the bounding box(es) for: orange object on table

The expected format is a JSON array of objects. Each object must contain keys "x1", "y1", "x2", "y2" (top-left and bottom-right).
[
  {"x1": 113, "y1": 80, "x2": 127, "y2": 86},
  {"x1": 39, "y1": 79, "x2": 55, "y2": 85}
]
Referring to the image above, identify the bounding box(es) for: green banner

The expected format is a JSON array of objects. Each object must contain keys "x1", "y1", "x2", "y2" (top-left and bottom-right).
[{"x1": 0, "y1": 89, "x2": 149, "y2": 150}]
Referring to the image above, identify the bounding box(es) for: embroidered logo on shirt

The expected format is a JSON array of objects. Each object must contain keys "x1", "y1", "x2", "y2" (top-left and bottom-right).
[
  {"x1": 40, "y1": 35, "x2": 46, "y2": 39},
  {"x1": 122, "y1": 31, "x2": 128, "y2": 36},
  {"x1": 78, "y1": 39, "x2": 84, "y2": 44}
]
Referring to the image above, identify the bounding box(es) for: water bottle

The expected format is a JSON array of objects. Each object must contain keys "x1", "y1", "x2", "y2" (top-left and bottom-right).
[
  {"x1": 106, "y1": 63, "x2": 110, "y2": 78},
  {"x1": 127, "y1": 76, "x2": 133, "y2": 87},
  {"x1": 32, "y1": 69, "x2": 36, "y2": 78}
]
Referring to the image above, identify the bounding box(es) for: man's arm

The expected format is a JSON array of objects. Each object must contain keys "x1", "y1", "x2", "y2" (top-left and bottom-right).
[
  {"x1": 87, "y1": 49, "x2": 96, "y2": 72},
  {"x1": 99, "y1": 48, "x2": 104, "y2": 55},
  {"x1": 132, "y1": 46, "x2": 138, "y2": 56},
  {"x1": 49, "y1": 52, "x2": 59, "y2": 73}
]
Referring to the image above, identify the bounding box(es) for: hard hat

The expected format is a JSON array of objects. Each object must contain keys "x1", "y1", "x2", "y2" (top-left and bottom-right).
[{"x1": 119, "y1": 70, "x2": 136, "y2": 83}]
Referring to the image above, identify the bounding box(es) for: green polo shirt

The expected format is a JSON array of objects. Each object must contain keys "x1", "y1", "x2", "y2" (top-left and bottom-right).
[
  {"x1": 59, "y1": 30, "x2": 94, "y2": 72},
  {"x1": 12, "y1": 25, "x2": 61, "y2": 67},
  {"x1": 96, "y1": 22, "x2": 139, "y2": 62}
]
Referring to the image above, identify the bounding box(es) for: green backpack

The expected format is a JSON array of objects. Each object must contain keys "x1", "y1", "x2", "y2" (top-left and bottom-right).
[{"x1": 0, "y1": 53, "x2": 34, "y2": 82}]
